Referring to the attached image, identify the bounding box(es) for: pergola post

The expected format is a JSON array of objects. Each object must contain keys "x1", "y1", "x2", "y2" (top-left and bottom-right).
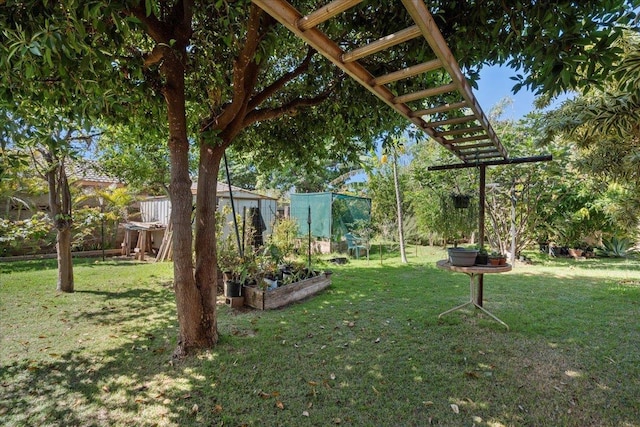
[{"x1": 477, "y1": 165, "x2": 486, "y2": 306}]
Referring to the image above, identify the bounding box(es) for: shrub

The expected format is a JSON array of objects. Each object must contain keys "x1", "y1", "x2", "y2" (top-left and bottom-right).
[
  {"x1": 597, "y1": 236, "x2": 636, "y2": 258},
  {"x1": 0, "y1": 212, "x2": 55, "y2": 256}
]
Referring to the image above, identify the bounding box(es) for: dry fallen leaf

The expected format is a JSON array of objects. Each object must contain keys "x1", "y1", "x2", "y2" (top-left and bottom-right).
[
  {"x1": 275, "y1": 400, "x2": 285, "y2": 410},
  {"x1": 102, "y1": 385, "x2": 110, "y2": 393},
  {"x1": 191, "y1": 404, "x2": 199, "y2": 414},
  {"x1": 302, "y1": 410, "x2": 310, "y2": 417},
  {"x1": 450, "y1": 403, "x2": 460, "y2": 414},
  {"x1": 258, "y1": 391, "x2": 271, "y2": 399},
  {"x1": 214, "y1": 404, "x2": 223, "y2": 414}
]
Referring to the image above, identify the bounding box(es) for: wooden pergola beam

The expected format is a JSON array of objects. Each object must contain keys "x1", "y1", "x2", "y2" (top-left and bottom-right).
[
  {"x1": 298, "y1": 0, "x2": 363, "y2": 31},
  {"x1": 374, "y1": 59, "x2": 442, "y2": 86},
  {"x1": 446, "y1": 134, "x2": 490, "y2": 144},
  {"x1": 426, "y1": 114, "x2": 476, "y2": 128},
  {"x1": 427, "y1": 155, "x2": 554, "y2": 171},
  {"x1": 393, "y1": 82, "x2": 457, "y2": 104},
  {"x1": 342, "y1": 25, "x2": 422, "y2": 63},
  {"x1": 410, "y1": 100, "x2": 468, "y2": 118},
  {"x1": 400, "y1": 0, "x2": 507, "y2": 159},
  {"x1": 452, "y1": 142, "x2": 495, "y2": 150},
  {"x1": 252, "y1": 0, "x2": 508, "y2": 163},
  {"x1": 435, "y1": 126, "x2": 484, "y2": 136}
]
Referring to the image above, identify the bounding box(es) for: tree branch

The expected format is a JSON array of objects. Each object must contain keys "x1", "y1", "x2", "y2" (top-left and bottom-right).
[
  {"x1": 128, "y1": 0, "x2": 194, "y2": 67},
  {"x1": 129, "y1": 3, "x2": 171, "y2": 44},
  {"x1": 216, "y1": 4, "x2": 266, "y2": 130},
  {"x1": 242, "y1": 88, "x2": 333, "y2": 128},
  {"x1": 67, "y1": 131, "x2": 105, "y2": 142},
  {"x1": 247, "y1": 47, "x2": 316, "y2": 112}
]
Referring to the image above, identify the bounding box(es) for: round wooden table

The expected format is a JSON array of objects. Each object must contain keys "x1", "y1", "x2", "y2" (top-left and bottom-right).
[{"x1": 436, "y1": 259, "x2": 512, "y2": 329}]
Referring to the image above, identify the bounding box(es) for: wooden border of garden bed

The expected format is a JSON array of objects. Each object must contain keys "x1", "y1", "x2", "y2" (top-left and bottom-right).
[{"x1": 243, "y1": 272, "x2": 332, "y2": 310}]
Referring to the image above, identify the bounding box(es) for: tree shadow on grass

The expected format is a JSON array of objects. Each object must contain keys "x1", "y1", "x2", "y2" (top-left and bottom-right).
[
  {"x1": 0, "y1": 285, "x2": 219, "y2": 426},
  {"x1": 2, "y1": 255, "x2": 638, "y2": 426},
  {"x1": 531, "y1": 255, "x2": 640, "y2": 272},
  {"x1": 0, "y1": 257, "x2": 144, "y2": 275},
  {"x1": 0, "y1": 330, "x2": 199, "y2": 426},
  {"x1": 72, "y1": 287, "x2": 175, "y2": 326}
]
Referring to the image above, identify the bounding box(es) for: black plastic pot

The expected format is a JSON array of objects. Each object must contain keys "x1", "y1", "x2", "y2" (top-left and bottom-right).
[
  {"x1": 452, "y1": 194, "x2": 470, "y2": 209},
  {"x1": 224, "y1": 280, "x2": 242, "y2": 297}
]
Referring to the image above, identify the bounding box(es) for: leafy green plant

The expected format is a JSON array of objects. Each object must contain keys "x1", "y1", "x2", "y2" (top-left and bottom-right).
[
  {"x1": 268, "y1": 218, "x2": 299, "y2": 260},
  {"x1": 598, "y1": 236, "x2": 636, "y2": 258},
  {"x1": 0, "y1": 212, "x2": 55, "y2": 256}
]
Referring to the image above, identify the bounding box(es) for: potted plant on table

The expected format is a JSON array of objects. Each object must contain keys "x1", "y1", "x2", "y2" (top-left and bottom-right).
[
  {"x1": 448, "y1": 246, "x2": 479, "y2": 266},
  {"x1": 488, "y1": 251, "x2": 507, "y2": 266},
  {"x1": 475, "y1": 246, "x2": 489, "y2": 265}
]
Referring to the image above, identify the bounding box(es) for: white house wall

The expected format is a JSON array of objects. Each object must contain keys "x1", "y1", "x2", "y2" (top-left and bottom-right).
[
  {"x1": 140, "y1": 198, "x2": 172, "y2": 225},
  {"x1": 217, "y1": 197, "x2": 277, "y2": 240},
  {"x1": 140, "y1": 196, "x2": 277, "y2": 241}
]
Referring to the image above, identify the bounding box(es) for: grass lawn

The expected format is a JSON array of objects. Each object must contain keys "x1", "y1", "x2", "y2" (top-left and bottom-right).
[{"x1": 1, "y1": 248, "x2": 639, "y2": 426}]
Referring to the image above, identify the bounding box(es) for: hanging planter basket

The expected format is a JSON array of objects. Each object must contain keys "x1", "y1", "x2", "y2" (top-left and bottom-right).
[{"x1": 451, "y1": 194, "x2": 471, "y2": 209}]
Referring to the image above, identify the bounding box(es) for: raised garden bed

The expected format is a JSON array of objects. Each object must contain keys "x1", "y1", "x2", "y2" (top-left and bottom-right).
[{"x1": 243, "y1": 271, "x2": 332, "y2": 310}]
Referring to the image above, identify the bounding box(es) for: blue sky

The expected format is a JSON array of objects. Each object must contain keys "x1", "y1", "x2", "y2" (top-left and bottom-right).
[
  {"x1": 474, "y1": 64, "x2": 574, "y2": 119},
  {"x1": 475, "y1": 64, "x2": 536, "y2": 119}
]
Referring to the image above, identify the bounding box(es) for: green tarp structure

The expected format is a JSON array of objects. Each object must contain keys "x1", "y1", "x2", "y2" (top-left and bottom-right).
[{"x1": 290, "y1": 192, "x2": 371, "y2": 240}]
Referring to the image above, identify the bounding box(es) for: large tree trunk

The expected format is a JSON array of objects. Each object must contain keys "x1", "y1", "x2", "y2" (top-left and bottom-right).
[
  {"x1": 46, "y1": 158, "x2": 74, "y2": 293},
  {"x1": 56, "y1": 226, "x2": 74, "y2": 292},
  {"x1": 192, "y1": 142, "x2": 225, "y2": 347},
  {"x1": 162, "y1": 48, "x2": 218, "y2": 359}
]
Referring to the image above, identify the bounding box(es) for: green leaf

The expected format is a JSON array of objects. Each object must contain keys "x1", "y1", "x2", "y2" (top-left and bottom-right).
[{"x1": 28, "y1": 44, "x2": 42, "y2": 57}]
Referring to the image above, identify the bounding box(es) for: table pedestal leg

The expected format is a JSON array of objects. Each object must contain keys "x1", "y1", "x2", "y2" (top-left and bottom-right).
[{"x1": 438, "y1": 273, "x2": 509, "y2": 330}]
